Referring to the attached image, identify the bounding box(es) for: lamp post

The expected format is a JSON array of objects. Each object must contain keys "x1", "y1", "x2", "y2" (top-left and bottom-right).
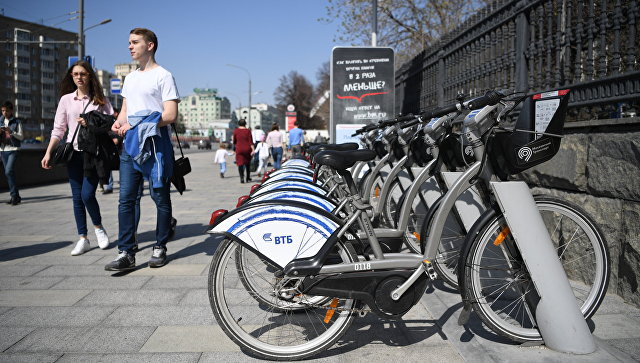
[
  {"x1": 226, "y1": 64, "x2": 252, "y2": 127},
  {"x1": 77, "y1": 0, "x2": 111, "y2": 59}
]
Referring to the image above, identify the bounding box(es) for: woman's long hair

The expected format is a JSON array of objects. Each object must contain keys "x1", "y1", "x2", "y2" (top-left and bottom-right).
[{"x1": 58, "y1": 60, "x2": 107, "y2": 105}]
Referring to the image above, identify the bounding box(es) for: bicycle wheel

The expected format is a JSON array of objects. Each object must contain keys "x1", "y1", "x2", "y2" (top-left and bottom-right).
[
  {"x1": 461, "y1": 196, "x2": 609, "y2": 342},
  {"x1": 382, "y1": 179, "x2": 404, "y2": 228},
  {"x1": 420, "y1": 196, "x2": 467, "y2": 288},
  {"x1": 209, "y1": 238, "x2": 359, "y2": 360}
]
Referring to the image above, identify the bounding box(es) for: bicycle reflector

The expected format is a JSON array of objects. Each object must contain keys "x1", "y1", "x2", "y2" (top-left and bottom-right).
[
  {"x1": 261, "y1": 173, "x2": 269, "y2": 183},
  {"x1": 250, "y1": 184, "x2": 261, "y2": 195},
  {"x1": 209, "y1": 209, "x2": 228, "y2": 226},
  {"x1": 236, "y1": 195, "x2": 250, "y2": 207}
]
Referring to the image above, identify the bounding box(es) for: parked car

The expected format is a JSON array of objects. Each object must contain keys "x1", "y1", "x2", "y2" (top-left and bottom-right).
[
  {"x1": 179, "y1": 141, "x2": 190, "y2": 149},
  {"x1": 198, "y1": 140, "x2": 212, "y2": 150}
]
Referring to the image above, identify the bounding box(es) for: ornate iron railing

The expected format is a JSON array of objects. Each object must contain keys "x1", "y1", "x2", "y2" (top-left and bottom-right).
[{"x1": 395, "y1": 0, "x2": 639, "y2": 124}]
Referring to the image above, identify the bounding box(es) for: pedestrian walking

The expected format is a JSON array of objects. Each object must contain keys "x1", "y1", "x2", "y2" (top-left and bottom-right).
[
  {"x1": 288, "y1": 121, "x2": 304, "y2": 157},
  {"x1": 265, "y1": 123, "x2": 284, "y2": 170},
  {"x1": 1, "y1": 101, "x2": 24, "y2": 206},
  {"x1": 214, "y1": 143, "x2": 234, "y2": 178},
  {"x1": 40, "y1": 60, "x2": 113, "y2": 255},
  {"x1": 253, "y1": 138, "x2": 270, "y2": 177},
  {"x1": 232, "y1": 119, "x2": 254, "y2": 183},
  {"x1": 105, "y1": 28, "x2": 180, "y2": 271}
]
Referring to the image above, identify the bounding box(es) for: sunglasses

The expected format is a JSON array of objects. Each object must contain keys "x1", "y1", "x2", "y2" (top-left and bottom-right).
[{"x1": 71, "y1": 72, "x2": 89, "y2": 78}]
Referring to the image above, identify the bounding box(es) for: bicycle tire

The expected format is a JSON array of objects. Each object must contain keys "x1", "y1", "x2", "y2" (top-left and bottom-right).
[
  {"x1": 209, "y1": 237, "x2": 359, "y2": 360},
  {"x1": 460, "y1": 196, "x2": 610, "y2": 342}
]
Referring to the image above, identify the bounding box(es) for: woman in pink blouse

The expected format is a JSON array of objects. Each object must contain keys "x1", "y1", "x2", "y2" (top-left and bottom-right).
[
  {"x1": 41, "y1": 60, "x2": 114, "y2": 256},
  {"x1": 265, "y1": 123, "x2": 284, "y2": 169}
]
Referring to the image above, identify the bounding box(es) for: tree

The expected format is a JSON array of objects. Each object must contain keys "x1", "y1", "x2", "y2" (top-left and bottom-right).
[
  {"x1": 310, "y1": 62, "x2": 330, "y2": 128},
  {"x1": 273, "y1": 71, "x2": 322, "y2": 129},
  {"x1": 322, "y1": 0, "x2": 485, "y2": 66}
]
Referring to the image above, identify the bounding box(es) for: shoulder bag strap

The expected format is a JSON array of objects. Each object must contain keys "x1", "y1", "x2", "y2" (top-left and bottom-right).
[
  {"x1": 171, "y1": 123, "x2": 185, "y2": 159},
  {"x1": 70, "y1": 100, "x2": 91, "y2": 143}
]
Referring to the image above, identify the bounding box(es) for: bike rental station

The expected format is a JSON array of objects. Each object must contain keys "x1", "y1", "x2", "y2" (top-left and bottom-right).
[{"x1": 201, "y1": 46, "x2": 609, "y2": 360}]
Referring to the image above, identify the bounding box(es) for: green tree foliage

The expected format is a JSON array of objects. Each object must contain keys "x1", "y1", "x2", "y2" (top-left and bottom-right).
[{"x1": 322, "y1": 0, "x2": 485, "y2": 65}]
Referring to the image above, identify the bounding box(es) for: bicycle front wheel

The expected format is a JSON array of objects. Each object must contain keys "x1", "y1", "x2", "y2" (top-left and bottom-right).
[
  {"x1": 209, "y1": 238, "x2": 359, "y2": 360},
  {"x1": 461, "y1": 196, "x2": 609, "y2": 342}
]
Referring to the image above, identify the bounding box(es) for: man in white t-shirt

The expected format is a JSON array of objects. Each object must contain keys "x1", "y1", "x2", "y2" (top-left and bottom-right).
[{"x1": 105, "y1": 28, "x2": 180, "y2": 271}]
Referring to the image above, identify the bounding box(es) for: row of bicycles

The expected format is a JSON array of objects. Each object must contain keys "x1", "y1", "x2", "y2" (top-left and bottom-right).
[{"x1": 205, "y1": 88, "x2": 610, "y2": 360}]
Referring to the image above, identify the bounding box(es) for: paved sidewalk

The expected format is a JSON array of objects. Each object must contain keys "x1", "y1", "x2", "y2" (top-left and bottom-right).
[{"x1": 1, "y1": 151, "x2": 639, "y2": 362}]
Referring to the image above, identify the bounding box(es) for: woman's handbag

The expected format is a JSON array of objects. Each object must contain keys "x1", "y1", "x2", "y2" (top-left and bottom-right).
[
  {"x1": 171, "y1": 124, "x2": 191, "y2": 194},
  {"x1": 51, "y1": 101, "x2": 89, "y2": 166}
]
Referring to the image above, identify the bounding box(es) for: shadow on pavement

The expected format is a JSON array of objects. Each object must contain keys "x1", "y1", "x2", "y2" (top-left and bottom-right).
[
  {"x1": 0, "y1": 241, "x2": 72, "y2": 262},
  {"x1": 19, "y1": 194, "x2": 70, "y2": 203}
]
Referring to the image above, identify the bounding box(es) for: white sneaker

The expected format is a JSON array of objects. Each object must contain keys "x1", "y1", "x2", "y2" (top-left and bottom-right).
[
  {"x1": 95, "y1": 228, "x2": 110, "y2": 249},
  {"x1": 71, "y1": 238, "x2": 90, "y2": 256}
]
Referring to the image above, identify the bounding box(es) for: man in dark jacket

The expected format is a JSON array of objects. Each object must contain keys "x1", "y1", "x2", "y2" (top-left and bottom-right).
[{"x1": 0, "y1": 101, "x2": 24, "y2": 205}]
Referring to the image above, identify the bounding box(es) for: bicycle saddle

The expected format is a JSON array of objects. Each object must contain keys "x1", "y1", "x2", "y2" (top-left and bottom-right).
[
  {"x1": 314, "y1": 149, "x2": 376, "y2": 170},
  {"x1": 308, "y1": 142, "x2": 359, "y2": 156}
]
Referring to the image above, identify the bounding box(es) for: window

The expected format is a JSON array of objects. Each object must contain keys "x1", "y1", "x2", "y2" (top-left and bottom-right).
[
  {"x1": 18, "y1": 56, "x2": 29, "y2": 64},
  {"x1": 18, "y1": 105, "x2": 31, "y2": 112}
]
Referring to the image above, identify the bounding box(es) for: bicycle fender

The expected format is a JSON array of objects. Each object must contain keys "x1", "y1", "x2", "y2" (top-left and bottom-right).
[
  {"x1": 208, "y1": 201, "x2": 340, "y2": 269},
  {"x1": 252, "y1": 180, "x2": 328, "y2": 197},
  {"x1": 264, "y1": 172, "x2": 315, "y2": 184},
  {"x1": 246, "y1": 189, "x2": 336, "y2": 212},
  {"x1": 282, "y1": 159, "x2": 310, "y2": 168}
]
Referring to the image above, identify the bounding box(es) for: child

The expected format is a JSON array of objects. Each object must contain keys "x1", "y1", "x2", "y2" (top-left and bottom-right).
[
  {"x1": 253, "y1": 138, "x2": 271, "y2": 177},
  {"x1": 214, "y1": 143, "x2": 234, "y2": 178}
]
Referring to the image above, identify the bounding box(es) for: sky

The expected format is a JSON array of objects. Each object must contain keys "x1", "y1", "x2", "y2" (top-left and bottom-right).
[{"x1": 0, "y1": 0, "x2": 348, "y2": 108}]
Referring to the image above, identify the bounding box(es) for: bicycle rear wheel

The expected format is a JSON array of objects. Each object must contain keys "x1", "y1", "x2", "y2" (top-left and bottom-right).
[
  {"x1": 209, "y1": 238, "x2": 359, "y2": 360},
  {"x1": 461, "y1": 196, "x2": 609, "y2": 342}
]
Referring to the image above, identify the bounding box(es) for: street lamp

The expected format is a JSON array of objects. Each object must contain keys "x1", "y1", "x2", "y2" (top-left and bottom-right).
[
  {"x1": 226, "y1": 64, "x2": 252, "y2": 126},
  {"x1": 77, "y1": 0, "x2": 112, "y2": 58}
]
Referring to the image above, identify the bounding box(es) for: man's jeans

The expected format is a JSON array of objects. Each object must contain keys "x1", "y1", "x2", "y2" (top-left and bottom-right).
[
  {"x1": 1, "y1": 150, "x2": 19, "y2": 198},
  {"x1": 271, "y1": 146, "x2": 283, "y2": 169},
  {"x1": 67, "y1": 151, "x2": 101, "y2": 236},
  {"x1": 118, "y1": 150, "x2": 172, "y2": 255}
]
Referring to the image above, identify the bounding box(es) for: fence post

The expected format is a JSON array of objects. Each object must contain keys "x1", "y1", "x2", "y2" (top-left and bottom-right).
[
  {"x1": 437, "y1": 50, "x2": 445, "y2": 107},
  {"x1": 515, "y1": 0, "x2": 530, "y2": 93}
]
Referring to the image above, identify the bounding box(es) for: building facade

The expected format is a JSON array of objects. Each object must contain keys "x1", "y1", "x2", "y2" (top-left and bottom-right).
[
  {"x1": 0, "y1": 15, "x2": 77, "y2": 132},
  {"x1": 233, "y1": 103, "x2": 283, "y2": 132},
  {"x1": 178, "y1": 88, "x2": 231, "y2": 136}
]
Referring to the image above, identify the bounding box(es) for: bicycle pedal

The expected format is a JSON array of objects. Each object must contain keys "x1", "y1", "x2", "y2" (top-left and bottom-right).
[{"x1": 422, "y1": 259, "x2": 438, "y2": 280}]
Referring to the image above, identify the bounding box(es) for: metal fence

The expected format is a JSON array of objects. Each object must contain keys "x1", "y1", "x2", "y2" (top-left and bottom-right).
[{"x1": 395, "y1": 0, "x2": 639, "y2": 124}]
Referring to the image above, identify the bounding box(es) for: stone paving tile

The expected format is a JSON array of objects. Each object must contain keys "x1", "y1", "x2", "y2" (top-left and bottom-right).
[
  {"x1": 198, "y1": 351, "x2": 344, "y2": 362},
  {"x1": 6, "y1": 326, "x2": 156, "y2": 353},
  {"x1": 0, "y1": 306, "x2": 115, "y2": 327},
  {"x1": 0, "y1": 276, "x2": 64, "y2": 290},
  {"x1": 591, "y1": 314, "x2": 640, "y2": 339},
  {"x1": 140, "y1": 325, "x2": 240, "y2": 352},
  {"x1": 56, "y1": 352, "x2": 202, "y2": 363},
  {"x1": 128, "y1": 264, "x2": 207, "y2": 276},
  {"x1": 50, "y1": 276, "x2": 151, "y2": 290},
  {"x1": 141, "y1": 275, "x2": 208, "y2": 290},
  {"x1": 0, "y1": 353, "x2": 62, "y2": 363},
  {"x1": 18, "y1": 255, "x2": 104, "y2": 265},
  {"x1": 178, "y1": 289, "x2": 209, "y2": 306},
  {"x1": 0, "y1": 327, "x2": 34, "y2": 351},
  {"x1": 0, "y1": 289, "x2": 91, "y2": 307},
  {"x1": 75, "y1": 289, "x2": 187, "y2": 306},
  {"x1": 336, "y1": 345, "x2": 463, "y2": 362},
  {"x1": 604, "y1": 338, "x2": 640, "y2": 362},
  {"x1": 102, "y1": 306, "x2": 214, "y2": 326},
  {"x1": 0, "y1": 235, "x2": 53, "y2": 243},
  {"x1": 0, "y1": 264, "x2": 49, "y2": 277},
  {"x1": 33, "y1": 265, "x2": 112, "y2": 277}
]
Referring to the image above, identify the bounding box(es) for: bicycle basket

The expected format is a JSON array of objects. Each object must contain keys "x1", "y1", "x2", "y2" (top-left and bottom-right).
[
  {"x1": 391, "y1": 138, "x2": 406, "y2": 160},
  {"x1": 440, "y1": 133, "x2": 475, "y2": 170},
  {"x1": 409, "y1": 128, "x2": 433, "y2": 167},
  {"x1": 373, "y1": 139, "x2": 388, "y2": 158},
  {"x1": 489, "y1": 89, "x2": 570, "y2": 180}
]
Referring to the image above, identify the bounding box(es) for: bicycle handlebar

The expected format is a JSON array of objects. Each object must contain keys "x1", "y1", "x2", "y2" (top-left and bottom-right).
[{"x1": 464, "y1": 90, "x2": 506, "y2": 110}]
